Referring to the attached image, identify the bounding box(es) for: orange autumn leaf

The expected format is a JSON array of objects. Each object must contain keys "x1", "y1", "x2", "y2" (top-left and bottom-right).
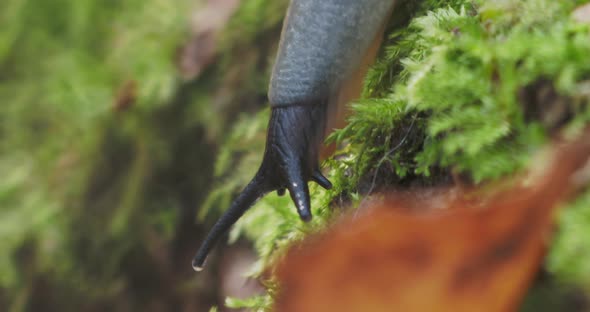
[{"x1": 273, "y1": 130, "x2": 590, "y2": 312}]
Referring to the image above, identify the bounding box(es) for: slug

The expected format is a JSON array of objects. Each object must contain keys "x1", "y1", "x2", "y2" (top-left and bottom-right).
[{"x1": 193, "y1": 0, "x2": 396, "y2": 271}]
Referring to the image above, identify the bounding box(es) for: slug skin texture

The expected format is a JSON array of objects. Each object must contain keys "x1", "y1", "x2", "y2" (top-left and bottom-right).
[{"x1": 193, "y1": 0, "x2": 396, "y2": 271}]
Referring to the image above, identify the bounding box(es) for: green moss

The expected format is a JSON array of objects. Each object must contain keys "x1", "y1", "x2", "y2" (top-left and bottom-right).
[
  {"x1": 225, "y1": 294, "x2": 272, "y2": 311},
  {"x1": 337, "y1": 3, "x2": 590, "y2": 186}
]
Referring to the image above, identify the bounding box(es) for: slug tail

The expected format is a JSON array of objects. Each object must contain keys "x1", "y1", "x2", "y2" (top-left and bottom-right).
[
  {"x1": 193, "y1": 104, "x2": 333, "y2": 271},
  {"x1": 192, "y1": 171, "x2": 269, "y2": 271},
  {"x1": 312, "y1": 169, "x2": 332, "y2": 190},
  {"x1": 285, "y1": 163, "x2": 313, "y2": 221}
]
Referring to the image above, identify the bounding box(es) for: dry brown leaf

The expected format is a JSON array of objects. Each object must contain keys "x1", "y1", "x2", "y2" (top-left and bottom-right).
[{"x1": 274, "y1": 129, "x2": 590, "y2": 312}]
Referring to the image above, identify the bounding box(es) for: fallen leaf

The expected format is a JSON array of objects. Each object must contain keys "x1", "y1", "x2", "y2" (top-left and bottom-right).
[{"x1": 274, "y1": 129, "x2": 590, "y2": 312}]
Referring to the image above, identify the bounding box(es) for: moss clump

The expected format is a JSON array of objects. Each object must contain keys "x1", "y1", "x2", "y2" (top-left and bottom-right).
[{"x1": 339, "y1": 1, "x2": 590, "y2": 186}]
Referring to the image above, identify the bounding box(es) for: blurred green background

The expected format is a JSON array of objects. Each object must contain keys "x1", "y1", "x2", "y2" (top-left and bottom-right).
[{"x1": 0, "y1": 0, "x2": 288, "y2": 310}]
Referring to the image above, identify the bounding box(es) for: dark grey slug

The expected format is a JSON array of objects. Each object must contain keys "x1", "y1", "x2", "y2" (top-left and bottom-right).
[{"x1": 193, "y1": 0, "x2": 395, "y2": 271}]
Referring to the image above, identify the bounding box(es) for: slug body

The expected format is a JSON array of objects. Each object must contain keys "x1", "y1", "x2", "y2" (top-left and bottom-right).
[{"x1": 193, "y1": 0, "x2": 395, "y2": 271}]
